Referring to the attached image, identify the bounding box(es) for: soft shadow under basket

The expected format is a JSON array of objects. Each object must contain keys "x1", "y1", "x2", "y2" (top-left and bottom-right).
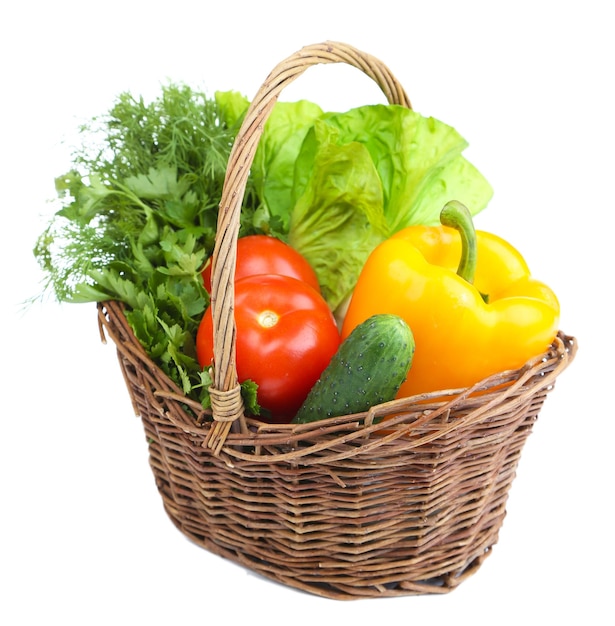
[{"x1": 97, "y1": 41, "x2": 577, "y2": 600}]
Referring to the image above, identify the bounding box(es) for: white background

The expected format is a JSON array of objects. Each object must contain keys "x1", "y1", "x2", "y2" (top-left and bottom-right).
[{"x1": 1, "y1": 1, "x2": 612, "y2": 624}]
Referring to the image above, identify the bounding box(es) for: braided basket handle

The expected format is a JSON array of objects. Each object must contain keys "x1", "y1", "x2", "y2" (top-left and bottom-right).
[{"x1": 206, "y1": 41, "x2": 412, "y2": 453}]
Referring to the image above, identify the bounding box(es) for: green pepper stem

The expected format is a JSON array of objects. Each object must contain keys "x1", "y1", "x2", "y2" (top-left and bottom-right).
[{"x1": 440, "y1": 200, "x2": 477, "y2": 285}]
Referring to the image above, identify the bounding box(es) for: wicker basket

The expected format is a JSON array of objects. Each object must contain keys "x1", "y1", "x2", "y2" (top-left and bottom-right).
[{"x1": 97, "y1": 41, "x2": 577, "y2": 600}]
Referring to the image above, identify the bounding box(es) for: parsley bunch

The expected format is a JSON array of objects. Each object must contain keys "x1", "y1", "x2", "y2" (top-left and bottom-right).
[{"x1": 34, "y1": 84, "x2": 263, "y2": 407}]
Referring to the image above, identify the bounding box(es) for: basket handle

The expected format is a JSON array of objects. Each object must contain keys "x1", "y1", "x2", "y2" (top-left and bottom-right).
[{"x1": 206, "y1": 41, "x2": 412, "y2": 453}]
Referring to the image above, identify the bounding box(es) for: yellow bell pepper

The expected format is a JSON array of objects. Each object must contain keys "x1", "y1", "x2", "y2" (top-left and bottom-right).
[{"x1": 341, "y1": 201, "x2": 560, "y2": 397}]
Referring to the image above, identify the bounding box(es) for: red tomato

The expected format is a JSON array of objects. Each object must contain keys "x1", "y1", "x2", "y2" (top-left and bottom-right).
[
  {"x1": 202, "y1": 234, "x2": 320, "y2": 293},
  {"x1": 196, "y1": 274, "x2": 340, "y2": 423}
]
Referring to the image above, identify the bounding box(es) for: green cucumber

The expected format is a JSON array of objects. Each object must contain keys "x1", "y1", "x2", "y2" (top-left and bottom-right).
[{"x1": 292, "y1": 314, "x2": 414, "y2": 423}]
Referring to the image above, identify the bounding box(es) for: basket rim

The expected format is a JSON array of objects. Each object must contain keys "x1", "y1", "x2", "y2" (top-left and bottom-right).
[{"x1": 98, "y1": 300, "x2": 577, "y2": 464}]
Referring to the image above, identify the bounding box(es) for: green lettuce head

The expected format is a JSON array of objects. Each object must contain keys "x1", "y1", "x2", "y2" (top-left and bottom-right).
[{"x1": 287, "y1": 104, "x2": 493, "y2": 311}]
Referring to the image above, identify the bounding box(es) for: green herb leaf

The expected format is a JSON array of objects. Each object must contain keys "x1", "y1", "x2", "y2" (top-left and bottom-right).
[{"x1": 33, "y1": 83, "x2": 267, "y2": 410}]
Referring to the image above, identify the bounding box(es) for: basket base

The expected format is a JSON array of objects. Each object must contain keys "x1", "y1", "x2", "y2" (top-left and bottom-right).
[
  {"x1": 159, "y1": 493, "x2": 499, "y2": 600},
  {"x1": 154, "y1": 455, "x2": 507, "y2": 600}
]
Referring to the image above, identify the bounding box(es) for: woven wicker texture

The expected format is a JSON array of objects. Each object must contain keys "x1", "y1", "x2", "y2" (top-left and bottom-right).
[{"x1": 98, "y1": 41, "x2": 577, "y2": 600}]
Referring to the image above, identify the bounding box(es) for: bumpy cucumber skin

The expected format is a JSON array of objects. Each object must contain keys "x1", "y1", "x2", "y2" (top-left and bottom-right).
[{"x1": 292, "y1": 314, "x2": 414, "y2": 424}]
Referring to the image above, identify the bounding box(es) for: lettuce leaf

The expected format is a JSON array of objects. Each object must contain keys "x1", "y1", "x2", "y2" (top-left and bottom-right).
[
  {"x1": 252, "y1": 100, "x2": 324, "y2": 232},
  {"x1": 215, "y1": 90, "x2": 250, "y2": 127},
  {"x1": 215, "y1": 91, "x2": 323, "y2": 233},
  {"x1": 288, "y1": 122, "x2": 388, "y2": 311},
  {"x1": 311, "y1": 104, "x2": 493, "y2": 230}
]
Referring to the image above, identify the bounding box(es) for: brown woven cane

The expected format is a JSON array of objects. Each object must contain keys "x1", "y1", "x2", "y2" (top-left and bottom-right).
[{"x1": 97, "y1": 41, "x2": 577, "y2": 600}]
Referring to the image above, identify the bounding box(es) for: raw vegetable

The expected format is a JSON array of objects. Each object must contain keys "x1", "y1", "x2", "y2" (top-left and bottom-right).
[
  {"x1": 201, "y1": 234, "x2": 320, "y2": 293},
  {"x1": 292, "y1": 314, "x2": 414, "y2": 424},
  {"x1": 216, "y1": 93, "x2": 324, "y2": 234},
  {"x1": 196, "y1": 274, "x2": 340, "y2": 423},
  {"x1": 33, "y1": 85, "x2": 268, "y2": 409},
  {"x1": 341, "y1": 201, "x2": 560, "y2": 397}
]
